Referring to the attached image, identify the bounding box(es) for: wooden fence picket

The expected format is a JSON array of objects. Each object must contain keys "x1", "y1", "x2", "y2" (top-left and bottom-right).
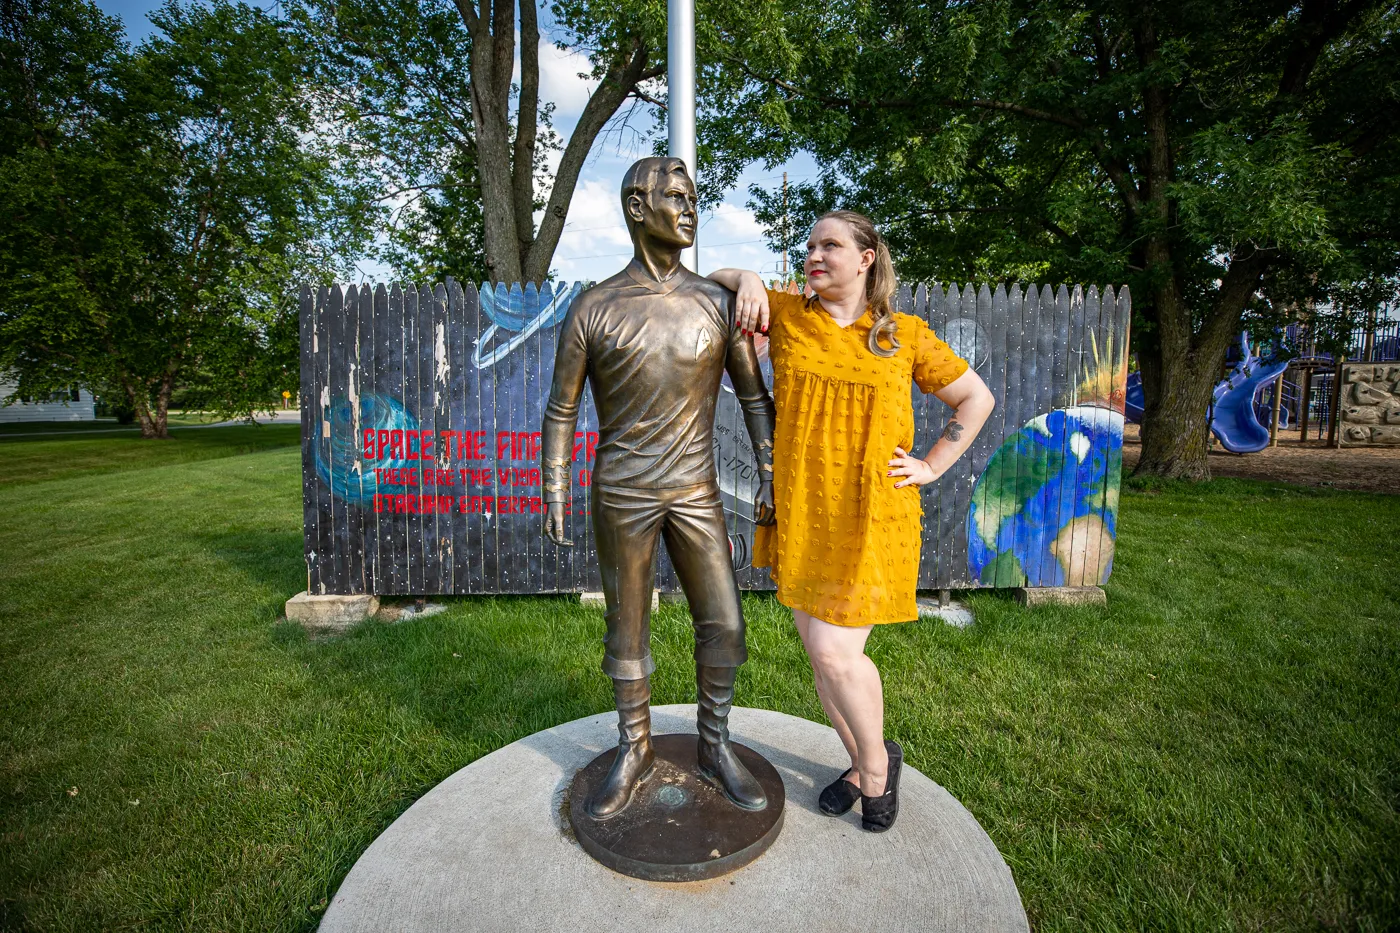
[{"x1": 298, "y1": 285, "x2": 320, "y2": 593}]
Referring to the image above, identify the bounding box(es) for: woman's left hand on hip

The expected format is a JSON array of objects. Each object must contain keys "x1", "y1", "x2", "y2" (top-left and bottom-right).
[{"x1": 887, "y1": 447, "x2": 939, "y2": 488}]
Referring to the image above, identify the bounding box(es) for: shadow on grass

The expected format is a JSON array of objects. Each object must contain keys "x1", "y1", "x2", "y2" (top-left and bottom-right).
[
  {"x1": 257, "y1": 597, "x2": 619, "y2": 930},
  {"x1": 1121, "y1": 473, "x2": 1357, "y2": 498},
  {"x1": 0, "y1": 897, "x2": 38, "y2": 933},
  {"x1": 195, "y1": 529, "x2": 306, "y2": 595},
  {"x1": 270, "y1": 592, "x2": 820, "y2": 785},
  {"x1": 284, "y1": 596, "x2": 613, "y2": 755}
]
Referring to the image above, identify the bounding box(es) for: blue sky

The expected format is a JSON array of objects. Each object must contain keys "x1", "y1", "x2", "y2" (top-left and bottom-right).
[{"x1": 95, "y1": 0, "x2": 821, "y2": 285}]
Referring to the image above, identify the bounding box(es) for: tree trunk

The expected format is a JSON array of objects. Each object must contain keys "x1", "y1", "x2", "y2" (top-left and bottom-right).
[
  {"x1": 1135, "y1": 345, "x2": 1219, "y2": 479},
  {"x1": 1134, "y1": 249, "x2": 1274, "y2": 478},
  {"x1": 456, "y1": 1, "x2": 660, "y2": 285},
  {"x1": 1133, "y1": 264, "x2": 1225, "y2": 480},
  {"x1": 153, "y1": 373, "x2": 173, "y2": 440},
  {"x1": 1131, "y1": 14, "x2": 1223, "y2": 480},
  {"x1": 128, "y1": 376, "x2": 172, "y2": 440},
  {"x1": 135, "y1": 404, "x2": 159, "y2": 439},
  {"x1": 523, "y1": 40, "x2": 655, "y2": 284},
  {"x1": 511, "y1": 0, "x2": 540, "y2": 266},
  {"x1": 464, "y1": 0, "x2": 523, "y2": 284},
  {"x1": 127, "y1": 380, "x2": 156, "y2": 440}
]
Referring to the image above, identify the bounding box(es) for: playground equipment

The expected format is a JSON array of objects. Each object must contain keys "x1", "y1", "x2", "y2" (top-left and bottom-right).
[
  {"x1": 1210, "y1": 343, "x2": 1292, "y2": 453},
  {"x1": 1124, "y1": 334, "x2": 1292, "y2": 453},
  {"x1": 1127, "y1": 310, "x2": 1397, "y2": 445},
  {"x1": 1125, "y1": 371, "x2": 1145, "y2": 424}
]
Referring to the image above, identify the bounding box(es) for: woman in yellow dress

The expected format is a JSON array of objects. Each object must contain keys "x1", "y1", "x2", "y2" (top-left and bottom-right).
[{"x1": 708, "y1": 210, "x2": 994, "y2": 831}]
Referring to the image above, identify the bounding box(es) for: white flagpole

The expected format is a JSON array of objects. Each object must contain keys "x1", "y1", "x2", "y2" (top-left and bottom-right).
[{"x1": 667, "y1": 0, "x2": 697, "y2": 270}]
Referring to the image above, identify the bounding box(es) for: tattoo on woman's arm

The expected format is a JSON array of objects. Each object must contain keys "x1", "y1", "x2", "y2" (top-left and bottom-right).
[{"x1": 941, "y1": 420, "x2": 964, "y2": 443}]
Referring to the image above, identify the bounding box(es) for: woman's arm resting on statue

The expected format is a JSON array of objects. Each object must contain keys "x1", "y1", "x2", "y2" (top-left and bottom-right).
[
  {"x1": 888, "y1": 369, "x2": 996, "y2": 488},
  {"x1": 707, "y1": 268, "x2": 770, "y2": 334}
]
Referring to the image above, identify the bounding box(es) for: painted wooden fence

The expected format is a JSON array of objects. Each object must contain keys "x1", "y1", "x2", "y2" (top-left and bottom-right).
[{"x1": 300, "y1": 280, "x2": 1130, "y2": 596}]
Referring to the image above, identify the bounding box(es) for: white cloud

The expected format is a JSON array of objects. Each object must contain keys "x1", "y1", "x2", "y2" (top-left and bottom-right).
[
  {"x1": 539, "y1": 42, "x2": 597, "y2": 121},
  {"x1": 693, "y1": 200, "x2": 782, "y2": 280},
  {"x1": 512, "y1": 36, "x2": 598, "y2": 127},
  {"x1": 699, "y1": 240, "x2": 782, "y2": 280},
  {"x1": 547, "y1": 189, "x2": 785, "y2": 285},
  {"x1": 549, "y1": 178, "x2": 634, "y2": 283},
  {"x1": 703, "y1": 201, "x2": 767, "y2": 242}
]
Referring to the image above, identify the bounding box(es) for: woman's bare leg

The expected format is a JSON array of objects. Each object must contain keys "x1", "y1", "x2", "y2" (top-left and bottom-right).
[
  {"x1": 793, "y1": 608, "x2": 861, "y2": 786},
  {"x1": 795, "y1": 611, "x2": 887, "y2": 796}
]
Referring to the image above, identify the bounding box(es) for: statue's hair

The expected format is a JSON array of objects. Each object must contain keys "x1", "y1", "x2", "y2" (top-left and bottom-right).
[
  {"x1": 620, "y1": 157, "x2": 691, "y2": 231},
  {"x1": 814, "y1": 209, "x2": 900, "y2": 358}
]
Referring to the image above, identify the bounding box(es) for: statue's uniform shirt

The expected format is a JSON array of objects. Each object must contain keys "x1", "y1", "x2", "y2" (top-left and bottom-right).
[
  {"x1": 542, "y1": 261, "x2": 775, "y2": 680},
  {"x1": 542, "y1": 261, "x2": 773, "y2": 493}
]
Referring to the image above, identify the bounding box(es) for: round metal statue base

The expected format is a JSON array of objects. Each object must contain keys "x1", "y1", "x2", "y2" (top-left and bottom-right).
[{"x1": 568, "y1": 733, "x2": 785, "y2": 882}]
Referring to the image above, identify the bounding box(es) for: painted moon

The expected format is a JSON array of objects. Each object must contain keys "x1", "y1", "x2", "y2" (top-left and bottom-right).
[{"x1": 942, "y1": 318, "x2": 988, "y2": 371}]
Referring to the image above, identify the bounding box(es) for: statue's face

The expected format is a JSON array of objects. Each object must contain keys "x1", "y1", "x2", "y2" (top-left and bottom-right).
[{"x1": 629, "y1": 172, "x2": 697, "y2": 249}]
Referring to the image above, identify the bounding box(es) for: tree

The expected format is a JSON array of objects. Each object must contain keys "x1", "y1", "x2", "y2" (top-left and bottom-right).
[
  {"x1": 378, "y1": 148, "x2": 492, "y2": 286},
  {"x1": 293, "y1": 0, "x2": 670, "y2": 285},
  {"x1": 0, "y1": 0, "x2": 373, "y2": 438},
  {"x1": 697, "y1": 0, "x2": 1400, "y2": 478}
]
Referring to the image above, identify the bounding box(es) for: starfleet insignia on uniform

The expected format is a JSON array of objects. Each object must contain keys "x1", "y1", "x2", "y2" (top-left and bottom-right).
[{"x1": 695, "y1": 328, "x2": 713, "y2": 361}]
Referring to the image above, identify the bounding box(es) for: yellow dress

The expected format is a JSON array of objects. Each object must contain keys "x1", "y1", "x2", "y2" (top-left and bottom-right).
[{"x1": 753, "y1": 289, "x2": 969, "y2": 626}]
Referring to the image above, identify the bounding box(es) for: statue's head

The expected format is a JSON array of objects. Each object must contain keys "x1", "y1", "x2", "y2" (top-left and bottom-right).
[{"x1": 621, "y1": 157, "x2": 697, "y2": 250}]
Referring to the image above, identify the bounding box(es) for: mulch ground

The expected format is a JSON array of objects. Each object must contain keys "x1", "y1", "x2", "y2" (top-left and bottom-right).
[{"x1": 1122, "y1": 424, "x2": 1400, "y2": 494}]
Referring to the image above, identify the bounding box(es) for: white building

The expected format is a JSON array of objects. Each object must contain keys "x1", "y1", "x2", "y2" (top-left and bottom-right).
[{"x1": 0, "y1": 376, "x2": 96, "y2": 423}]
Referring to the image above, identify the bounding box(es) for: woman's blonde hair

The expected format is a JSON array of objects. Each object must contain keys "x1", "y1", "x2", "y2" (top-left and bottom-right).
[{"x1": 814, "y1": 209, "x2": 900, "y2": 357}]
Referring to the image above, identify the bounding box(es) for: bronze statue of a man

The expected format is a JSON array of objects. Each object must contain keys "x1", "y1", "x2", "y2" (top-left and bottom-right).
[{"x1": 542, "y1": 157, "x2": 777, "y2": 819}]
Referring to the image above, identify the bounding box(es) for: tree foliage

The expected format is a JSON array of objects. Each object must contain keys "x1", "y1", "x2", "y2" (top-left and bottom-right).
[
  {"x1": 294, "y1": 0, "x2": 670, "y2": 285},
  {"x1": 287, "y1": 0, "x2": 489, "y2": 286},
  {"x1": 0, "y1": 0, "x2": 373, "y2": 437},
  {"x1": 697, "y1": 0, "x2": 1399, "y2": 477}
]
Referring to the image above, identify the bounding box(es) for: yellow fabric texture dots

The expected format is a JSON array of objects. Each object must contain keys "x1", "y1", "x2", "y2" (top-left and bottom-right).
[{"x1": 753, "y1": 289, "x2": 969, "y2": 626}]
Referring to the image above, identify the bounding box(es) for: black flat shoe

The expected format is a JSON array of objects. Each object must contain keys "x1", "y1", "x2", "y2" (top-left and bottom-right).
[
  {"x1": 818, "y1": 767, "x2": 861, "y2": 816},
  {"x1": 860, "y1": 740, "x2": 903, "y2": 833}
]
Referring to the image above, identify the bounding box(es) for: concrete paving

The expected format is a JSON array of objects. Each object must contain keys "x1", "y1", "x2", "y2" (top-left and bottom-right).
[{"x1": 319, "y1": 705, "x2": 1029, "y2": 933}]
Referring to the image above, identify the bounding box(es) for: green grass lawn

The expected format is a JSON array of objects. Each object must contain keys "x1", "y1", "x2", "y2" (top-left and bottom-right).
[
  {"x1": 0, "y1": 430, "x2": 1396, "y2": 932},
  {"x1": 0, "y1": 423, "x2": 299, "y2": 488},
  {"x1": 0, "y1": 420, "x2": 130, "y2": 435},
  {"x1": 0, "y1": 412, "x2": 272, "y2": 437}
]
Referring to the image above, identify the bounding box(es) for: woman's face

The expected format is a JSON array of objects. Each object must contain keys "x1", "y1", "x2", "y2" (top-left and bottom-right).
[{"x1": 804, "y1": 217, "x2": 874, "y2": 299}]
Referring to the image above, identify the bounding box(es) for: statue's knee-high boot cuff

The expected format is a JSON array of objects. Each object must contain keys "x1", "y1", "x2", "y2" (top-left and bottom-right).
[
  {"x1": 695, "y1": 663, "x2": 767, "y2": 811},
  {"x1": 586, "y1": 676, "x2": 654, "y2": 819}
]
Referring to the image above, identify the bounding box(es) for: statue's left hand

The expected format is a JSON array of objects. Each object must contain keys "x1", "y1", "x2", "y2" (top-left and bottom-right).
[{"x1": 754, "y1": 479, "x2": 776, "y2": 526}]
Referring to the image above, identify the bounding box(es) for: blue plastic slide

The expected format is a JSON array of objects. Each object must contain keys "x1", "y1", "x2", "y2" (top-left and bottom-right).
[
  {"x1": 1210, "y1": 354, "x2": 1291, "y2": 453},
  {"x1": 1126, "y1": 371, "x2": 1145, "y2": 424},
  {"x1": 1123, "y1": 334, "x2": 1291, "y2": 454}
]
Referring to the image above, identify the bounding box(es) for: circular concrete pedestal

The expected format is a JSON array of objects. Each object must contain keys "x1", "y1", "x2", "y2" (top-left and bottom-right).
[
  {"x1": 319, "y1": 706, "x2": 1029, "y2": 933},
  {"x1": 569, "y1": 733, "x2": 785, "y2": 882}
]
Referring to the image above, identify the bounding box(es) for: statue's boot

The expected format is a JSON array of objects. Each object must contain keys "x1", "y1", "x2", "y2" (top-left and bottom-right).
[
  {"x1": 695, "y1": 663, "x2": 768, "y2": 811},
  {"x1": 586, "y1": 676, "x2": 655, "y2": 819}
]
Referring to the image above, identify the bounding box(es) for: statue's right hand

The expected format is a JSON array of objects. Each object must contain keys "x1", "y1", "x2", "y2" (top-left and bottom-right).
[{"x1": 544, "y1": 502, "x2": 573, "y2": 547}]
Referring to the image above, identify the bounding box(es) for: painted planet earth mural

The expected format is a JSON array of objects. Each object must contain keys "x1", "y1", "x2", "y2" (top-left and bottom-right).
[{"x1": 968, "y1": 405, "x2": 1124, "y2": 587}]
